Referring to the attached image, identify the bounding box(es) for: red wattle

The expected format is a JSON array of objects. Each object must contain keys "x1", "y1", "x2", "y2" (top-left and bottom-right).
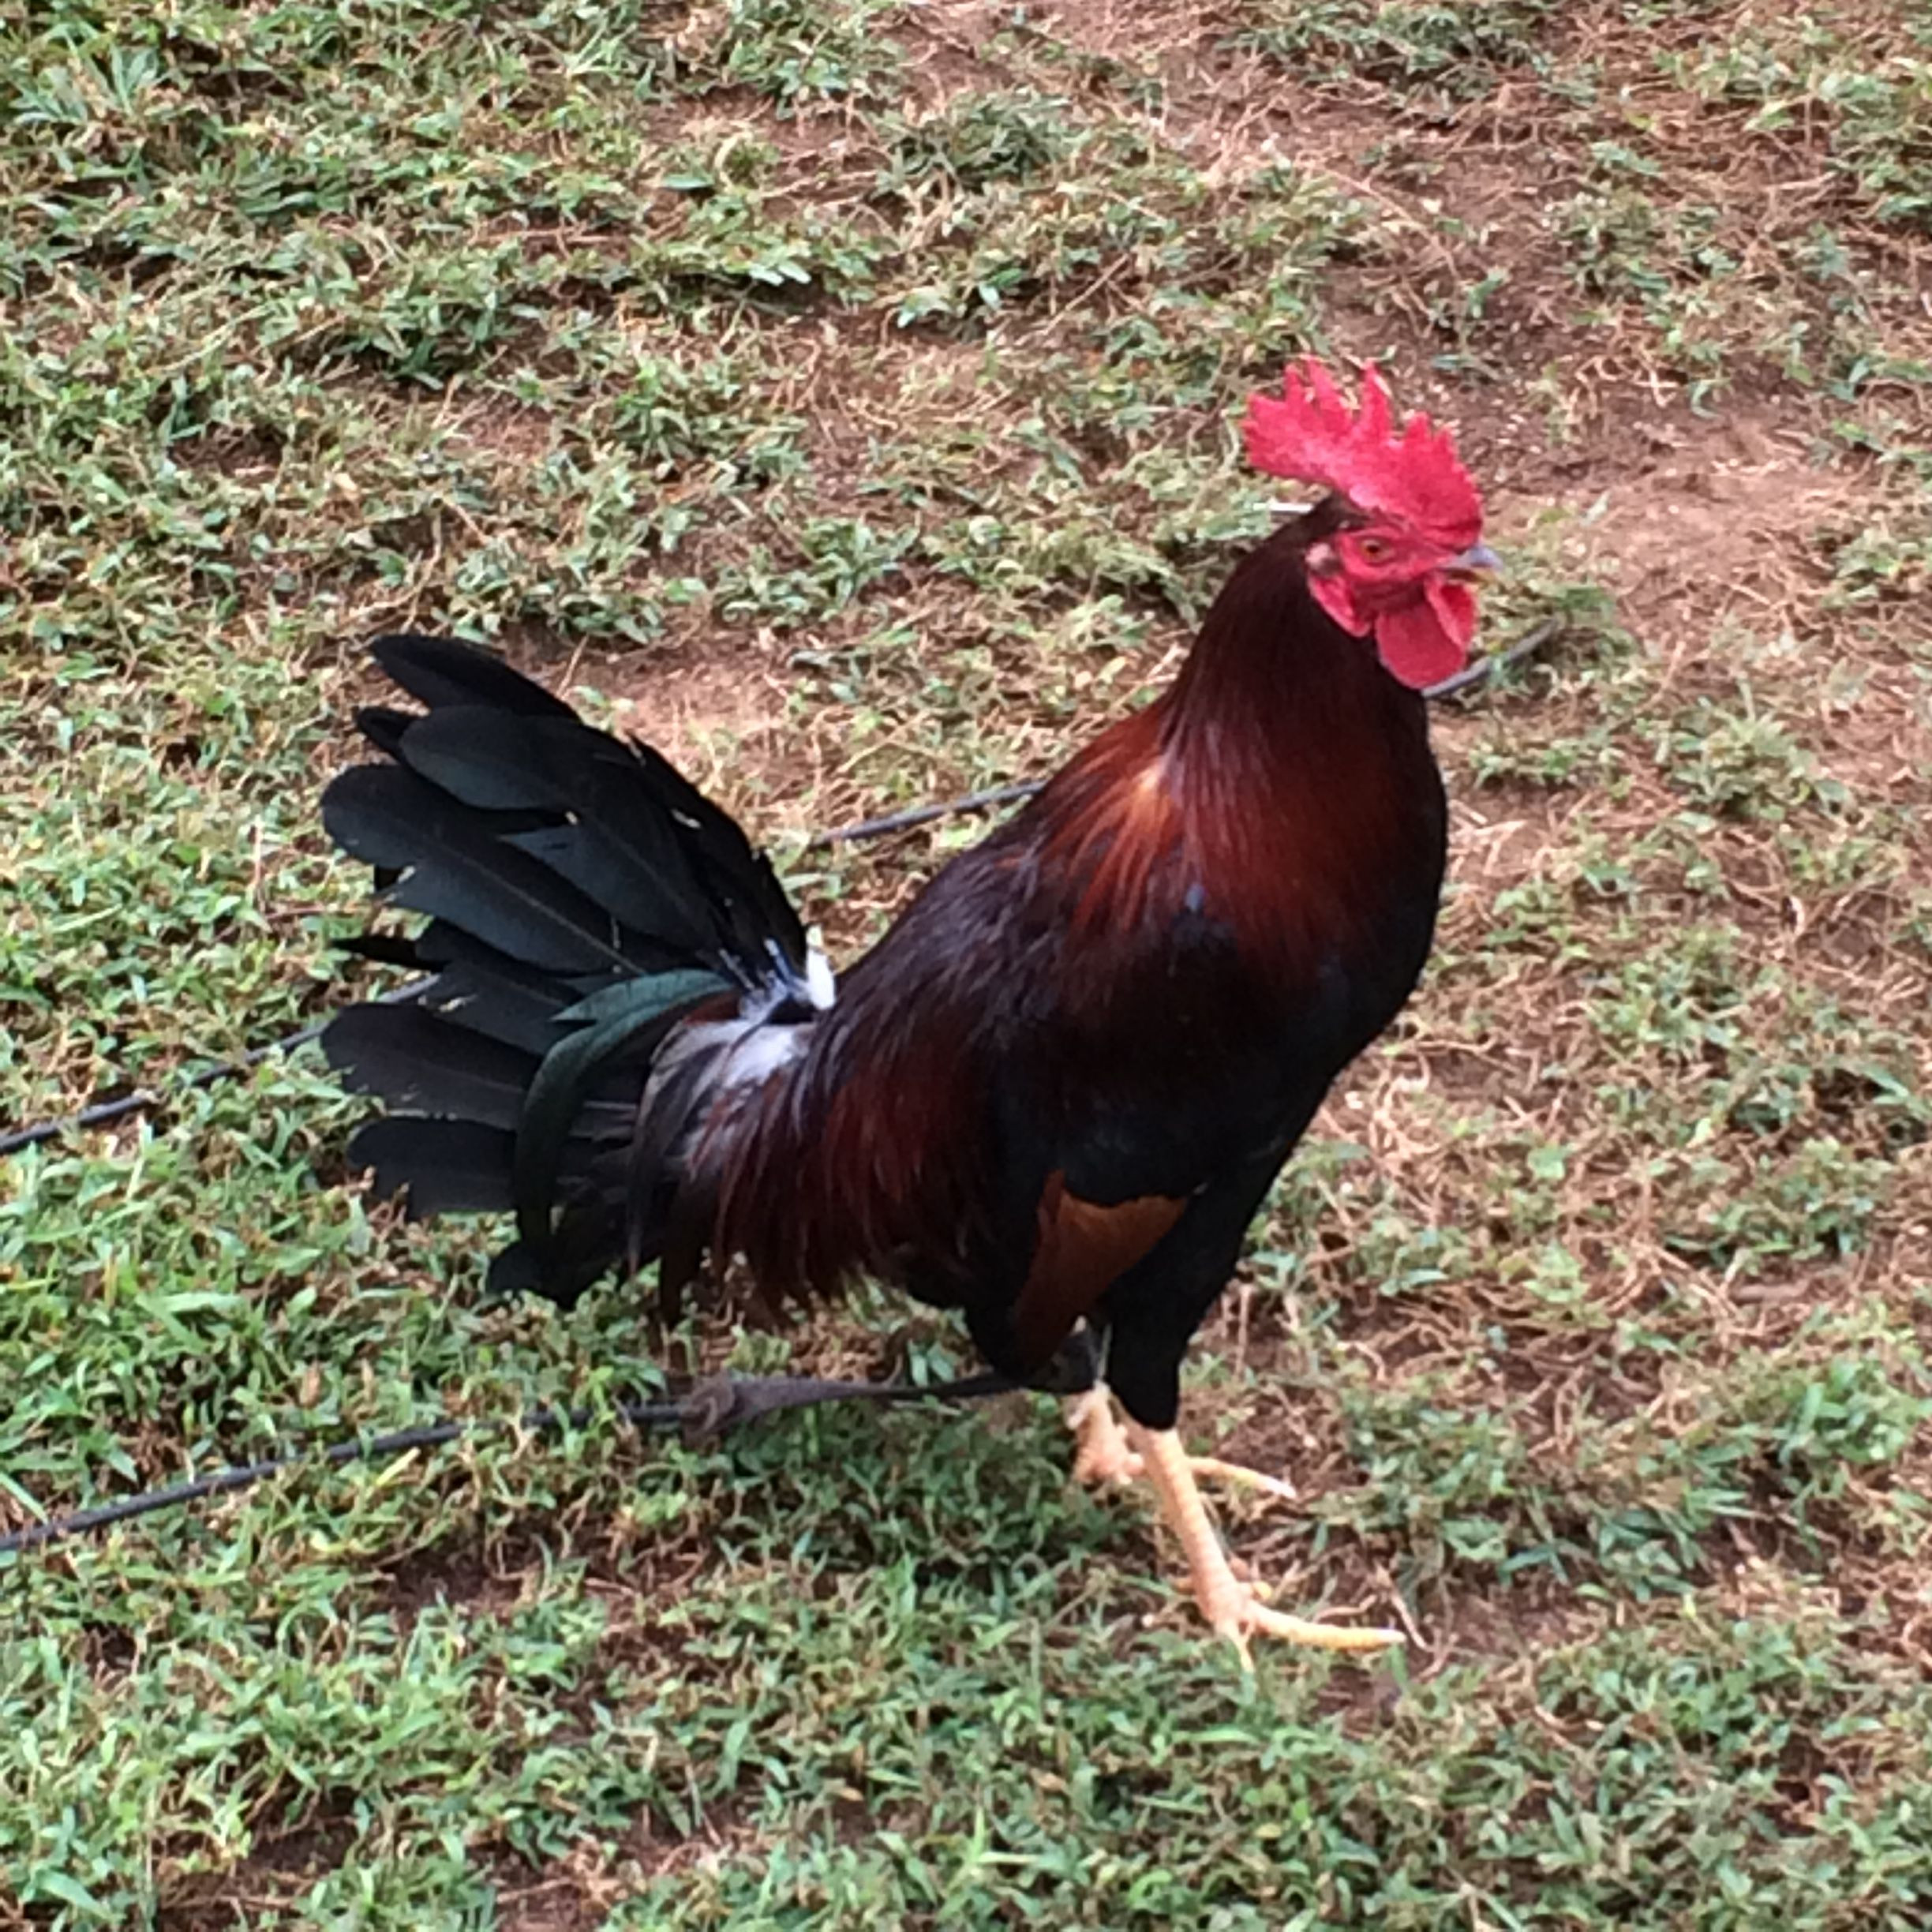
[{"x1": 1373, "y1": 592, "x2": 1471, "y2": 690}]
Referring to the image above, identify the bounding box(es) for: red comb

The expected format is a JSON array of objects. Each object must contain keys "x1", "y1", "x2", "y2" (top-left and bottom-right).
[{"x1": 1245, "y1": 359, "x2": 1482, "y2": 546}]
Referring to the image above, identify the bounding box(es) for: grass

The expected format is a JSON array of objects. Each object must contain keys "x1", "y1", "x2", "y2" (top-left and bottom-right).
[{"x1": 4, "y1": 0, "x2": 1932, "y2": 1924}]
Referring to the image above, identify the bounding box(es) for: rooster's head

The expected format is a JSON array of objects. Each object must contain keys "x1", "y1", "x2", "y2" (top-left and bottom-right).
[{"x1": 1245, "y1": 359, "x2": 1496, "y2": 690}]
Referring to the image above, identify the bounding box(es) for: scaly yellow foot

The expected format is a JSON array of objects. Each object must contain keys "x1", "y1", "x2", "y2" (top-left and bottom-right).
[
  {"x1": 1124, "y1": 1418, "x2": 1402, "y2": 1667},
  {"x1": 1066, "y1": 1389, "x2": 1298, "y2": 1500}
]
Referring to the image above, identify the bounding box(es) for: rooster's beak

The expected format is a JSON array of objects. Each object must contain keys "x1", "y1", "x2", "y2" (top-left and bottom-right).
[{"x1": 1444, "y1": 542, "x2": 1503, "y2": 580}]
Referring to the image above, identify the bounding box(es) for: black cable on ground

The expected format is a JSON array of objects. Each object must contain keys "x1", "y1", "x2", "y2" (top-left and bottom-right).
[
  {"x1": 0, "y1": 620, "x2": 1563, "y2": 1558},
  {"x1": 0, "y1": 1369, "x2": 1024, "y2": 1558},
  {"x1": 0, "y1": 982, "x2": 425, "y2": 1160},
  {"x1": 1421, "y1": 616, "x2": 1559, "y2": 701},
  {"x1": 0, "y1": 618, "x2": 1559, "y2": 1161},
  {"x1": 799, "y1": 780, "x2": 1045, "y2": 851},
  {"x1": 796, "y1": 620, "x2": 1559, "y2": 848}
]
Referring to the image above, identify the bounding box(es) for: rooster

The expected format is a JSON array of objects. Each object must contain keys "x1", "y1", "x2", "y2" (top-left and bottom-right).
[{"x1": 320, "y1": 360, "x2": 1496, "y2": 1660}]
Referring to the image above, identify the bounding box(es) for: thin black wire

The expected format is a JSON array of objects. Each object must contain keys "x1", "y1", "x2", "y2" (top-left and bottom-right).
[
  {"x1": 798, "y1": 779, "x2": 1045, "y2": 851},
  {"x1": 0, "y1": 1372, "x2": 1021, "y2": 1558},
  {"x1": 795, "y1": 619, "x2": 1560, "y2": 849},
  {"x1": 0, "y1": 617, "x2": 1558, "y2": 1161},
  {"x1": 1421, "y1": 616, "x2": 1559, "y2": 701},
  {"x1": 0, "y1": 620, "x2": 1560, "y2": 1557},
  {"x1": 0, "y1": 983, "x2": 424, "y2": 1159}
]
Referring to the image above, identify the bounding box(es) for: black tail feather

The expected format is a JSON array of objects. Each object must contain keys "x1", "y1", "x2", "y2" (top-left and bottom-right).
[
  {"x1": 485, "y1": 1198, "x2": 628, "y2": 1309},
  {"x1": 419, "y1": 958, "x2": 575, "y2": 1057},
  {"x1": 346, "y1": 1116, "x2": 607, "y2": 1221},
  {"x1": 400, "y1": 708, "x2": 721, "y2": 957},
  {"x1": 347, "y1": 1117, "x2": 519, "y2": 1219},
  {"x1": 324, "y1": 635, "x2": 817, "y2": 1308},
  {"x1": 324, "y1": 763, "x2": 637, "y2": 976},
  {"x1": 398, "y1": 703, "x2": 804, "y2": 975},
  {"x1": 336, "y1": 930, "x2": 430, "y2": 969},
  {"x1": 623, "y1": 737, "x2": 809, "y2": 976},
  {"x1": 354, "y1": 705, "x2": 417, "y2": 760},
  {"x1": 324, "y1": 1005, "x2": 545, "y2": 1132},
  {"x1": 370, "y1": 633, "x2": 578, "y2": 719}
]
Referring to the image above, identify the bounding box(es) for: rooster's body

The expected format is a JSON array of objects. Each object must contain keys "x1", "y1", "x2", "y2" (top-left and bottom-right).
[{"x1": 324, "y1": 362, "x2": 1493, "y2": 1656}]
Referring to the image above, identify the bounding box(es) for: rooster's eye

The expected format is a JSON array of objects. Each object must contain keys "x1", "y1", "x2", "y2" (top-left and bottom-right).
[{"x1": 1356, "y1": 536, "x2": 1391, "y2": 564}]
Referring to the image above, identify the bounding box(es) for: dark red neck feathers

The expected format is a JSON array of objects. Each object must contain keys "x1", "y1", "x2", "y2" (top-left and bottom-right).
[
  {"x1": 1036, "y1": 514, "x2": 1443, "y2": 970},
  {"x1": 1170, "y1": 522, "x2": 1436, "y2": 945},
  {"x1": 1163, "y1": 511, "x2": 1417, "y2": 757}
]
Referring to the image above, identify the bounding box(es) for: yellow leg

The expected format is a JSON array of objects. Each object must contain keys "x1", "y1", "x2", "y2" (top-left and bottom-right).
[
  {"x1": 1066, "y1": 1388, "x2": 1297, "y2": 1499},
  {"x1": 1124, "y1": 1419, "x2": 1402, "y2": 1665},
  {"x1": 1065, "y1": 1387, "x2": 1144, "y2": 1485}
]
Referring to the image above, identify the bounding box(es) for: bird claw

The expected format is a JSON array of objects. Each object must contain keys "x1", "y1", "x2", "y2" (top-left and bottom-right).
[
  {"x1": 1207, "y1": 1586, "x2": 1405, "y2": 1668},
  {"x1": 1075, "y1": 1440, "x2": 1144, "y2": 1485},
  {"x1": 1118, "y1": 1418, "x2": 1405, "y2": 1664},
  {"x1": 1067, "y1": 1395, "x2": 1298, "y2": 1503},
  {"x1": 1187, "y1": 1455, "x2": 1297, "y2": 1502}
]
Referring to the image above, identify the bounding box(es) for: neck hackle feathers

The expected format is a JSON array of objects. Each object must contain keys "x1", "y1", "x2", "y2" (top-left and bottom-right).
[{"x1": 1244, "y1": 359, "x2": 1482, "y2": 549}]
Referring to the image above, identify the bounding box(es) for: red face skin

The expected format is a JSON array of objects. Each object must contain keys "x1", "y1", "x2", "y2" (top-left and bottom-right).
[{"x1": 1303, "y1": 522, "x2": 1485, "y2": 691}]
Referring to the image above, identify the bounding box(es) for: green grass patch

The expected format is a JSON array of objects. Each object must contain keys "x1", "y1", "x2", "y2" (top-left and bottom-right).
[{"x1": 5, "y1": 0, "x2": 1932, "y2": 1923}]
